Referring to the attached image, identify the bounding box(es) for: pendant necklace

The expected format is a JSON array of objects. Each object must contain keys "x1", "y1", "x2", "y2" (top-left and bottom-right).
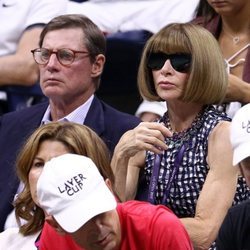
[{"x1": 223, "y1": 28, "x2": 241, "y2": 44}]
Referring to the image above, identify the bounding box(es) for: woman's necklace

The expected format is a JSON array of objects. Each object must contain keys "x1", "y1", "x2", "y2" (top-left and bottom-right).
[
  {"x1": 222, "y1": 28, "x2": 241, "y2": 45},
  {"x1": 162, "y1": 107, "x2": 206, "y2": 148}
]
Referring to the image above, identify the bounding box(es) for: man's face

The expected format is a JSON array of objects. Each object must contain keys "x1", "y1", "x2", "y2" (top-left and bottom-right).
[
  {"x1": 39, "y1": 28, "x2": 97, "y2": 104},
  {"x1": 69, "y1": 210, "x2": 121, "y2": 250},
  {"x1": 240, "y1": 157, "x2": 250, "y2": 187}
]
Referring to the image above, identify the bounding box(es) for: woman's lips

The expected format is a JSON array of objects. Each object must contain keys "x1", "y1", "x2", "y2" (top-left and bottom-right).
[
  {"x1": 158, "y1": 81, "x2": 175, "y2": 89},
  {"x1": 210, "y1": 1, "x2": 228, "y2": 7}
]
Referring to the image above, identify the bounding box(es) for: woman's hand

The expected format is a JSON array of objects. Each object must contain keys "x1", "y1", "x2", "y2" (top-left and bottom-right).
[
  {"x1": 113, "y1": 121, "x2": 172, "y2": 159},
  {"x1": 111, "y1": 122, "x2": 172, "y2": 201}
]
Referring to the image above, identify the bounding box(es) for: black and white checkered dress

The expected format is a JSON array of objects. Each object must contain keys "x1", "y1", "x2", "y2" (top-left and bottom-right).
[{"x1": 136, "y1": 105, "x2": 250, "y2": 249}]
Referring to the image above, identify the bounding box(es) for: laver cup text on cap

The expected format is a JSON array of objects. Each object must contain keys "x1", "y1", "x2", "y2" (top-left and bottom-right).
[
  {"x1": 242, "y1": 120, "x2": 250, "y2": 133},
  {"x1": 58, "y1": 174, "x2": 86, "y2": 196}
]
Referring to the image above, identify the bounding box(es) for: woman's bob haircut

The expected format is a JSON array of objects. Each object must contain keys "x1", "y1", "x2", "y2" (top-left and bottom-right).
[{"x1": 138, "y1": 22, "x2": 227, "y2": 104}]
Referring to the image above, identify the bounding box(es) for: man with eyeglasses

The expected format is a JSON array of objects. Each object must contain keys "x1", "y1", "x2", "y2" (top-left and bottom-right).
[{"x1": 0, "y1": 14, "x2": 140, "y2": 232}]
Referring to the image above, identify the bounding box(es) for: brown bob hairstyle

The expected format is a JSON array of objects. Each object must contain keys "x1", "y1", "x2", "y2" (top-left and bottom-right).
[{"x1": 138, "y1": 22, "x2": 227, "y2": 104}]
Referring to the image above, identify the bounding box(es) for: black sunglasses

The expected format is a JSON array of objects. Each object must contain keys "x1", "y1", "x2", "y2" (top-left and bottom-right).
[{"x1": 147, "y1": 52, "x2": 191, "y2": 73}]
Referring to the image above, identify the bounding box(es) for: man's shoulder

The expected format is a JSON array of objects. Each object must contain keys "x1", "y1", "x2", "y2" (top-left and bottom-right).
[
  {"x1": 87, "y1": 97, "x2": 141, "y2": 153},
  {"x1": 217, "y1": 200, "x2": 250, "y2": 249},
  {"x1": 0, "y1": 102, "x2": 48, "y2": 124},
  {"x1": 118, "y1": 201, "x2": 174, "y2": 218},
  {"x1": 229, "y1": 199, "x2": 250, "y2": 216},
  {"x1": 223, "y1": 199, "x2": 250, "y2": 230},
  {"x1": 91, "y1": 97, "x2": 141, "y2": 127},
  {"x1": 98, "y1": 98, "x2": 140, "y2": 121}
]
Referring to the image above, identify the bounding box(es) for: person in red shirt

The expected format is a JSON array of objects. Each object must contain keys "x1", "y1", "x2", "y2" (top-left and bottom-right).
[{"x1": 37, "y1": 154, "x2": 193, "y2": 250}]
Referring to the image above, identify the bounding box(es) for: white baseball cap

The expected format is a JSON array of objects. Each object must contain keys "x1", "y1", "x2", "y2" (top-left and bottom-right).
[
  {"x1": 230, "y1": 104, "x2": 250, "y2": 166},
  {"x1": 37, "y1": 154, "x2": 117, "y2": 233}
]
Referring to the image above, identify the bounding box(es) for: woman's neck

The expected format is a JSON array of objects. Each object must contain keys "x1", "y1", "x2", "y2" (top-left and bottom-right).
[
  {"x1": 167, "y1": 103, "x2": 204, "y2": 133},
  {"x1": 220, "y1": 9, "x2": 250, "y2": 36}
]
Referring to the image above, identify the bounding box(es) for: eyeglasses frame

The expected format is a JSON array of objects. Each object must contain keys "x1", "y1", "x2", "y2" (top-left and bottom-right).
[{"x1": 31, "y1": 48, "x2": 90, "y2": 66}]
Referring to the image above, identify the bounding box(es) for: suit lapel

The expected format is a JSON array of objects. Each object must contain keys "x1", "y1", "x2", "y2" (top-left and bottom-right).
[{"x1": 84, "y1": 96, "x2": 105, "y2": 136}]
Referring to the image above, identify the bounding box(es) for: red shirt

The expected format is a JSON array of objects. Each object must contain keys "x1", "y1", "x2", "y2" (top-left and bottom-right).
[{"x1": 39, "y1": 201, "x2": 192, "y2": 250}]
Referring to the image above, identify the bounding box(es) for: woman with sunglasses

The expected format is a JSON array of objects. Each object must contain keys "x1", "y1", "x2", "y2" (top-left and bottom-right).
[{"x1": 111, "y1": 22, "x2": 249, "y2": 250}]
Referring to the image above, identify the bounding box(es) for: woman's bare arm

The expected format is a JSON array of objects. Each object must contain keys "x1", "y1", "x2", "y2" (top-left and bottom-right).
[
  {"x1": 181, "y1": 121, "x2": 238, "y2": 250},
  {"x1": 225, "y1": 74, "x2": 250, "y2": 103}
]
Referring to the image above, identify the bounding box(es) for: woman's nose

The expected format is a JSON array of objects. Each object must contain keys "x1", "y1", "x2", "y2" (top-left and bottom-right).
[{"x1": 160, "y1": 59, "x2": 174, "y2": 75}]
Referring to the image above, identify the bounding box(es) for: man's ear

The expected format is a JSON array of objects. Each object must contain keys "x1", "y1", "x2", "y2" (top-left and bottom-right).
[
  {"x1": 91, "y1": 54, "x2": 105, "y2": 77},
  {"x1": 45, "y1": 215, "x2": 66, "y2": 235}
]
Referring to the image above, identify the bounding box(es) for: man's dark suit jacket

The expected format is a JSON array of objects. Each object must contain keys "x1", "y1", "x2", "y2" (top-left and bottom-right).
[{"x1": 0, "y1": 96, "x2": 140, "y2": 231}]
